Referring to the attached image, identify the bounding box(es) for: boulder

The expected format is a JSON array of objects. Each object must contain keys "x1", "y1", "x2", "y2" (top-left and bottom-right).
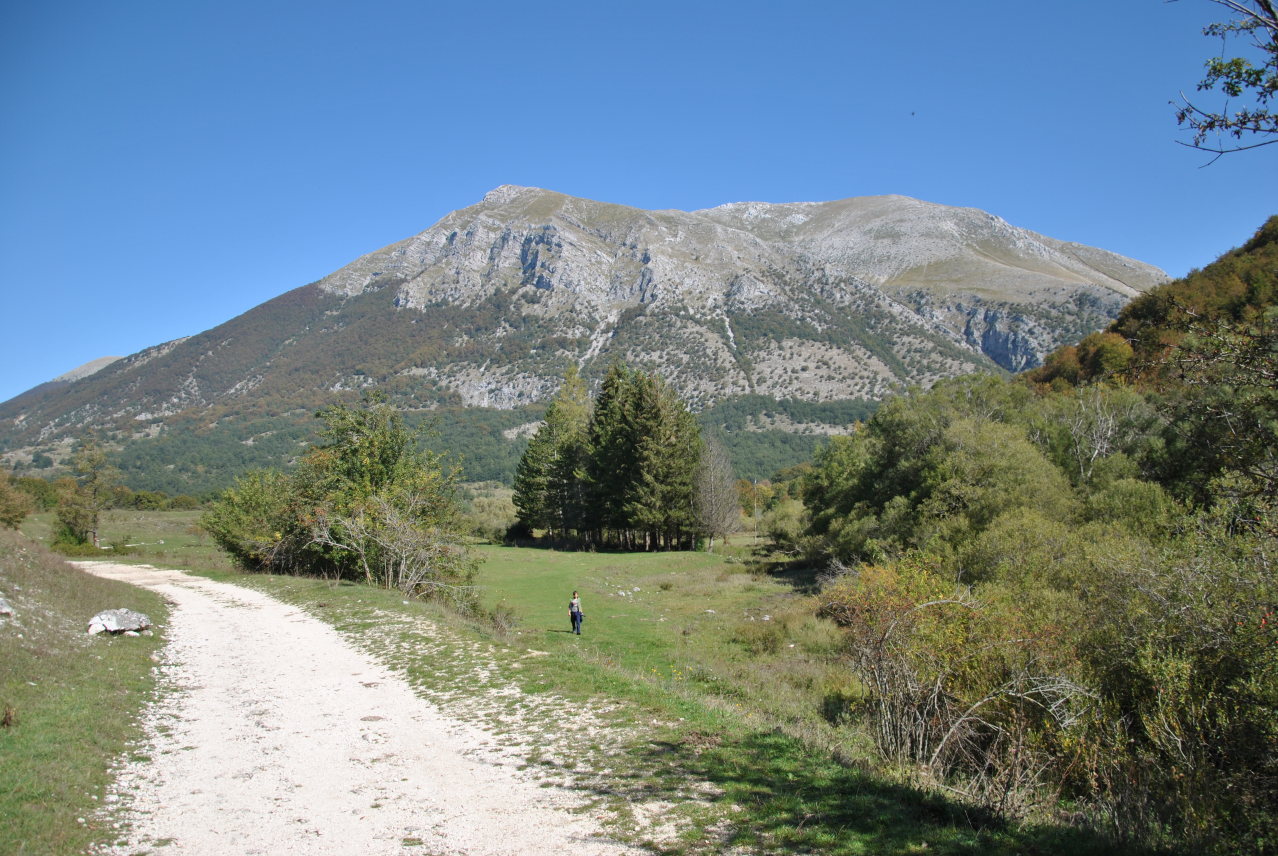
[
  {"x1": 0, "y1": 596, "x2": 13, "y2": 618},
  {"x1": 87, "y1": 608, "x2": 152, "y2": 635}
]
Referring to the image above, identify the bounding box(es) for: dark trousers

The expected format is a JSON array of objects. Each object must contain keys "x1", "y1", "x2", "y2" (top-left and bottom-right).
[{"x1": 571, "y1": 611, "x2": 582, "y2": 634}]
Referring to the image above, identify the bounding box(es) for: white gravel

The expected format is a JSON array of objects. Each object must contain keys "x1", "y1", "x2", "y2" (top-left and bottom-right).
[{"x1": 76, "y1": 562, "x2": 643, "y2": 856}]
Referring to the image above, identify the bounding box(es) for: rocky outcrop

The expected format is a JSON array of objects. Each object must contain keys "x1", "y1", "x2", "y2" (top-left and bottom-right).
[
  {"x1": 962, "y1": 307, "x2": 1039, "y2": 372},
  {"x1": 88, "y1": 608, "x2": 153, "y2": 636}
]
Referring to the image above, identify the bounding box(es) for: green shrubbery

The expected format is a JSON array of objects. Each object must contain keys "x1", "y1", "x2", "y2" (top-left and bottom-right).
[
  {"x1": 202, "y1": 395, "x2": 479, "y2": 607},
  {"x1": 799, "y1": 217, "x2": 1278, "y2": 849},
  {"x1": 0, "y1": 475, "x2": 33, "y2": 529},
  {"x1": 801, "y1": 344, "x2": 1278, "y2": 851}
]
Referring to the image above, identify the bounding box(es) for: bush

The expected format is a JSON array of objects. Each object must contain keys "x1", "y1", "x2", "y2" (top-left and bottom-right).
[
  {"x1": 818, "y1": 527, "x2": 1278, "y2": 853},
  {"x1": 0, "y1": 476, "x2": 33, "y2": 529},
  {"x1": 819, "y1": 552, "x2": 1103, "y2": 817},
  {"x1": 1075, "y1": 522, "x2": 1278, "y2": 853},
  {"x1": 202, "y1": 396, "x2": 479, "y2": 606},
  {"x1": 465, "y1": 494, "x2": 517, "y2": 543},
  {"x1": 503, "y1": 520, "x2": 534, "y2": 544}
]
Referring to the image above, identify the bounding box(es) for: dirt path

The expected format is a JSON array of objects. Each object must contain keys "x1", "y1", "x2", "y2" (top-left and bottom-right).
[{"x1": 76, "y1": 562, "x2": 643, "y2": 856}]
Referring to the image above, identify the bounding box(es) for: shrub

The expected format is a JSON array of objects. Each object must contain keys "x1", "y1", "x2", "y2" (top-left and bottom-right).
[
  {"x1": 0, "y1": 476, "x2": 33, "y2": 529},
  {"x1": 819, "y1": 552, "x2": 1093, "y2": 815},
  {"x1": 202, "y1": 395, "x2": 479, "y2": 606}
]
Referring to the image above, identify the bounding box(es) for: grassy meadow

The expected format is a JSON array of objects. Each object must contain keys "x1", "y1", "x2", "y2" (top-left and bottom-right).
[
  {"x1": 4, "y1": 508, "x2": 1134, "y2": 855},
  {"x1": 0, "y1": 527, "x2": 167, "y2": 855}
]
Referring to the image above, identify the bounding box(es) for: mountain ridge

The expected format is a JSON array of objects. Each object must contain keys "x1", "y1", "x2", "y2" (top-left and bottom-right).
[{"x1": 0, "y1": 186, "x2": 1167, "y2": 491}]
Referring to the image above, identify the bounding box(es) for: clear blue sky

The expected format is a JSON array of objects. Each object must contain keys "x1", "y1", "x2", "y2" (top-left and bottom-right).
[{"x1": 2, "y1": 0, "x2": 1274, "y2": 404}]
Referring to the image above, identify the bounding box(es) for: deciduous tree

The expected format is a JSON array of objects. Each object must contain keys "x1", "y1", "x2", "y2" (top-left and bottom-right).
[
  {"x1": 1176, "y1": 0, "x2": 1278, "y2": 157},
  {"x1": 0, "y1": 475, "x2": 33, "y2": 529},
  {"x1": 203, "y1": 394, "x2": 477, "y2": 602},
  {"x1": 696, "y1": 435, "x2": 740, "y2": 551},
  {"x1": 55, "y1": 438, "x2": 120, "y2": 547}
]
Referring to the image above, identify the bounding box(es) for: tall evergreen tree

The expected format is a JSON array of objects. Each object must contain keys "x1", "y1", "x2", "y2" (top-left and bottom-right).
[
  {"x1": 584, "y1": 364, "x2": 645, "y2": 545},
  {"x1": 544, "y1": 367, "x2": 592, "y2": 537},
  {"x1": 512, "y1": 366, "x2": 591, "y2": 537},
  {"x1": 512, "y1": 421, "x2": 555, "y2": 532},
  {"x1": 626, "y1": 374, "x2": 704, "y2": 549}
]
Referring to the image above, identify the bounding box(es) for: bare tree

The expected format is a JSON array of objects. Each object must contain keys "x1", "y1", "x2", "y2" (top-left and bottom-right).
[
  {"x1": 695, "y1": 435, "x2": 740, "y2": 552},
  {"x1": 309, "y1": 490, "x2": 479, "y2": 607}
]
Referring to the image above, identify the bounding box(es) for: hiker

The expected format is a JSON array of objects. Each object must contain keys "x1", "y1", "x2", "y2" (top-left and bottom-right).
[{"x1": 569, "y1": 590, "x2": 583, "y2": 635}]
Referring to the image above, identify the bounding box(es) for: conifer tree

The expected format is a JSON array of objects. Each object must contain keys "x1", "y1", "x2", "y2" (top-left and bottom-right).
[
  {"x1": 544, "y1": 367, "x2": 592, "y2": 537},
  {"x1": 513, "y1": 366, "x2": 591, "y2": 537},
  {"x1": 584, "y1": 364, "x2": 644, "y2": 545},
  {"x1": 512, "y1": 420, "x2": 555, "y2": 532},
  {"x1": 626, "y1": 374, "x2": 704, "y2": 549},
  {"x1": 514, "y1": 362, "x2": 708, "y2": 550}
]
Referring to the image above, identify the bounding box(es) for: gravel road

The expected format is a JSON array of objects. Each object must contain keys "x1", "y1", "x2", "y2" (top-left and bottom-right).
[{"x1": 76, "y1": 562, "x2": 644, "y2": 856}]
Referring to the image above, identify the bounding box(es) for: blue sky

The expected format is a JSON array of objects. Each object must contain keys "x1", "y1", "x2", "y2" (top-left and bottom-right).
[{"x1": 1, "y1": 0, "x2": 1274, "y2": 404}]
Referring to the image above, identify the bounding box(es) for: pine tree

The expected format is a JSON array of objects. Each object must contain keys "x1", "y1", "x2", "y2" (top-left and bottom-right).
[
  {"x1": 626, "y1": 374, "x2": 704, "y2": 549},
  {"x1": 516, "y1": 362, "x2": 707, "y2": 550},
  {"x1": 543, "y1": 367, "x2": 592, "y2": 537},
  {"x1": 513, "y1": 366, "x2": 591, "y2": 537},
  {"x1": 512, "y1": 423, "x2": 555, "y2": 531},
  {"x1": 584, "y1": 364, "x2": 644, "y2": 546}
]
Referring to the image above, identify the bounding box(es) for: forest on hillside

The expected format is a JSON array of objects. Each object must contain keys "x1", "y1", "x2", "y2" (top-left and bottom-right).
[{"x1": 5, "y1": 394, "x2": 869, "y2": 498}]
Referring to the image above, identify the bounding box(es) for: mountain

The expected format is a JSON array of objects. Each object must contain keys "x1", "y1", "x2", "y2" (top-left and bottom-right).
[{"x1": 0, "y1": 186, "x2": 1166, "y2": 492}]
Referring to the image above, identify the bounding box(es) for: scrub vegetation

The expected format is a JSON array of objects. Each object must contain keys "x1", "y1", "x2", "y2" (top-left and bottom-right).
[{"x1": 792, "y1": 216, "x2": 1278, "y2": 854}]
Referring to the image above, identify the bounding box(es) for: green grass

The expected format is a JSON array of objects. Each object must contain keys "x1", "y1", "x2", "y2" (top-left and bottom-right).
[
  {"x1": 0, "y1": 527, "x2": 168, "y2": 855},
  {"x1": 20, "y1": 509, "x2": 236, "y2": 574},
  {"x1": 13, "y1": 510, "x2": 1131, "y2": 855},
  {"x1": 203, "y1": 537, "x2": 1124, "y2": 854}
]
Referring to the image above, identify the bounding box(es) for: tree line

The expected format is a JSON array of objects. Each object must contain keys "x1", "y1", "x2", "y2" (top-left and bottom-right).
[
  {"x1": 0, "y1": 441, "x2": 201, "y2": 551},
  {"x1": 513, "y1": 364, "x2": 738, "y2": 550}
]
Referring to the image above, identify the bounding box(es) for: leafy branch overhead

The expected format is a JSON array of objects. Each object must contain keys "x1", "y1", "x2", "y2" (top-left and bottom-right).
[{"x1": 1176, "y1": 0, "x2": 1278, "y2": 156}]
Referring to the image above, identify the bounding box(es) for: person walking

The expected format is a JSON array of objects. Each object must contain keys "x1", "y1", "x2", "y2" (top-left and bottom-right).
[{"x1": 569, "y1": 590, "x2": 583, "y2": 635}]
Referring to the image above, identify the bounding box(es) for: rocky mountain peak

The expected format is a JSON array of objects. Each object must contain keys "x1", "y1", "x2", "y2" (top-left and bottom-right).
[{"x1": 0, "y1": 187, "x2": 1167, "y2": 480}]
